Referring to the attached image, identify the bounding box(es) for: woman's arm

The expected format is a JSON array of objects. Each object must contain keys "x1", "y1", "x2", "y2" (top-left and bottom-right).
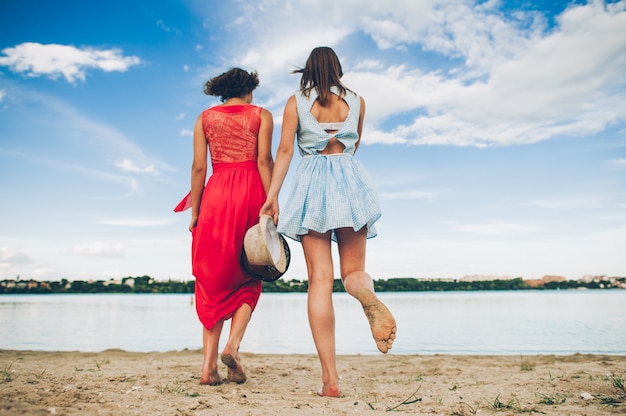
[
  {"x1": 257, "y1": 108, "x2": 274, "y2": 195},
  {"x1": 354, "y1": 96, "x2": 366, "y2": 153},
  {"x1": 189, "y1": 114, "x2": 208, "y2": 231},
  {"x1": 260, "y1": 95, "x2": 298, "y2": 224}
]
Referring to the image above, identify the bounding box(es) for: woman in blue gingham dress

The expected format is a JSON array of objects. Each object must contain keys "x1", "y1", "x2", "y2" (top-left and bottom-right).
[
  {"x1": 277, "y1": 86, "x2": 381, "y2": 242},
  {"x1": 260, "y1": 47, "x2": 396, "y2": 398}
]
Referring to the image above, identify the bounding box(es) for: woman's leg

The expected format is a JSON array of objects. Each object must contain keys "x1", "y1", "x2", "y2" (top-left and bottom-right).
[
  {"x1": 301, "y1": 230, "x2": 340, "y2": 397},
  {"x1": 200, "y1": 319, "x2": 225, "y2": 385},
  {"x1": 221, "y1": 303, "x2": 252, "y2": 383},
  {"x1": 336, "y1": 227, "x2": 397, "y2": 353}
]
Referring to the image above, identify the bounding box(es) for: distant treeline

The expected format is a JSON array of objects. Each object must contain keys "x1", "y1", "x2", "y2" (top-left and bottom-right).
[
  {"x1": 1, "y1": 276, "x2": 624, "y2": 294},
  {"x1": 263, "y1": 277, "x2": 625, "y2": 292}
]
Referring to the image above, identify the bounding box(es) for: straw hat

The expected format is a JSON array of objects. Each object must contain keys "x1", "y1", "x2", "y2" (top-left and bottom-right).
[{"x1": 241, "y1": 215, "x2": 290, "y2": 282}]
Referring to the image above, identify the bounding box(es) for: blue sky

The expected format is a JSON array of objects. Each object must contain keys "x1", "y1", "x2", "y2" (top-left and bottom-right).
[{"x1": 1, "y1": 0, "x2": 625, "y2": 282}]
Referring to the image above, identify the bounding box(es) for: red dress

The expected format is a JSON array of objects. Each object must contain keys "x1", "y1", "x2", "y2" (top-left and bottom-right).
[{"x1": 175, "y1": 104, "x2": 265, "y2": 330}]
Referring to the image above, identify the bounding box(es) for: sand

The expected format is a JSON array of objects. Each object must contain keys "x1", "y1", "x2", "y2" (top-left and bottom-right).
[{"x1": 1, "y1": 349, "x2": 625, "y2": 415}]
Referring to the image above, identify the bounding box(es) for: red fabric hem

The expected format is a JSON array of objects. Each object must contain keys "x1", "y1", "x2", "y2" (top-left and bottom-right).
[{"x1": 210, "y1": 104, "x2": 259, "y2": 113}]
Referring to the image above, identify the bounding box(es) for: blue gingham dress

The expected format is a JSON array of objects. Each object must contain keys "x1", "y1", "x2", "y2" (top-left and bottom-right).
[{"x1": 277, "y1": 87, "x2": 381, "y2": 242}]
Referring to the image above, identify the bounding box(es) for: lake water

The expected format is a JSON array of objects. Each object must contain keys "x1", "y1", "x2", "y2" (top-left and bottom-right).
[{"x1": 0, "y1": 291, "x2": 624, "y2": 355}]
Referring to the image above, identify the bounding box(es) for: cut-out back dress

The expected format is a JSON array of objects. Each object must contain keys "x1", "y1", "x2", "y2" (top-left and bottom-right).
[{"x1": 277, "y1": 87, "x2": 381, "y2": 242}]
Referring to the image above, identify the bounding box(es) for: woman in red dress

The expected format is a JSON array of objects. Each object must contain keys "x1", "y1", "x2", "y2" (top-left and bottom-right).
[{"x1": 175, "y1": 68, "x2": 274, "y2": 385}]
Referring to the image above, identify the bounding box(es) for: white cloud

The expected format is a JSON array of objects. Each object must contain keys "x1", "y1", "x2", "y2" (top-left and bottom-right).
[
  {"x1": 0, "y1": 89, "x2": 5, "y2": 102},
  {"x1": 0, "y1": 42, "x2": 141, "y2": 83},
  {"x1": 0, "y1": 246, "x2": 33, "y2": 268},
  {"x1": 114, "y1": 158, "x2": 157, "y2": 174},
  {"x1": 528, "y1": 198, "x2": 604, "y2": 210},
  {"x1": 94, "y1": 218, "x2": 176, "y2": 227},
  {"x1": 608, "y1": 158, "x2": 626, "y2": 168},
  {"x1": 8, "y1": 86, "x2": 175, "y2": 176},
  {"x1": 180, "y1": 128, "x2": 193, "y2": 137},
  {"x1": 358, "y1": 2, "x2": 626, "y2": 146},
  {"x1": 455, "y1": 220, "x2": 541, "y2": 235},
  {"x1": 156, "y1": 19, "x2": 171, "y2": 32},
  {"x1": 203, "y1": 0, "x2": 626, "y2": 148},
  {"x1": 379, "y1": 190, "x2": 438, "y2": 201},
  {"x1": 363, "y1": 17, "x2": 419, "y2": 50},
  {"x1": 353, "y1": 59, "x2": 386, "y2": 71},
  {"x1": 72, "y1": 241, "x2": 126, "y2": 257},
  {"x1": 2, "y1": 147, "x2": 142, "y2": 196}
]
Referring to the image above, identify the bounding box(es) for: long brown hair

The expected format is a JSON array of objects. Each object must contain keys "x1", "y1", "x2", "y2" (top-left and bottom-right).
[{"x1": 293, "y1": 47, "x2": 349, "y2": 106}]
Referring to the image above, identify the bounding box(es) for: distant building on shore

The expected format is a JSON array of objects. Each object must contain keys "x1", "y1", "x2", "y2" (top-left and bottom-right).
[
  {"x1": 542, "y1": 275, "x2": 566, "y2": 283},
  {"x1": 461, "y1": 275, "x2": 512, "y2": 282},
  {"x1": 523, "y1": 275, "x2": 567, "y2": 288}
]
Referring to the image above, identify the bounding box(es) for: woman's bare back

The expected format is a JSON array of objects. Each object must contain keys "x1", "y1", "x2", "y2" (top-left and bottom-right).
[{"x1": 310, "y1": 94, "x2": 349, "y2": 154}]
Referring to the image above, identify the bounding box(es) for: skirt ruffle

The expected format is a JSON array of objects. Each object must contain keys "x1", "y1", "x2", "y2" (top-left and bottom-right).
[{"x1": 277, "y1": 154, "x2": 381, "y2": 242}]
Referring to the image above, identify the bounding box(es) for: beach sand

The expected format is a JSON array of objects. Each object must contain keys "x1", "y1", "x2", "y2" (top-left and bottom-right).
[{"x1": 1, "y1": 349, "x2": 624, "y2": 415}]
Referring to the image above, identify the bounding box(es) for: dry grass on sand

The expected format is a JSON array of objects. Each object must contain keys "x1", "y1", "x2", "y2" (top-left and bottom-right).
[{"x1": 1, "y1": 349, "x2": 625, "y2": 415}]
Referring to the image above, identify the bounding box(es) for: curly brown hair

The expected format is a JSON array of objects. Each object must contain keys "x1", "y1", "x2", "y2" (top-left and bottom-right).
[{"x1": 203, "y1": 68, "x2": 259, "y2": 102}]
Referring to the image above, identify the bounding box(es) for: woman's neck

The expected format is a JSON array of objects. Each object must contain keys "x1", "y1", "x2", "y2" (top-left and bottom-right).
[{"x1": 223, "y1": 93, "x2": 252, "y2": 106}]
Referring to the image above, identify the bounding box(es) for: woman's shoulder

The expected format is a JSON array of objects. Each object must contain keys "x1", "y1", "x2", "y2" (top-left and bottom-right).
[
  {"x1": 205, "y1": 104, "x2": 261, "y2": 113},
  {"x1": 282, "y1": 94, "x2": 297, "y2": 110},
  {"x1": 344, "y1": 88, "x2": 361, "y2": 100},
  {"x1": 259, "y1": 106, "x2": 273, "y2": 120}
]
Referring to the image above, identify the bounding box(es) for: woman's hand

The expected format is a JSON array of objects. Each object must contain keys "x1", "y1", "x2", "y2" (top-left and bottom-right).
[
  {"x1": 189, "y1": 216, "x2": 198, "y2": 232},
  {"x1": 260, "y1": 199, "x2": 279, "y2": 225}
]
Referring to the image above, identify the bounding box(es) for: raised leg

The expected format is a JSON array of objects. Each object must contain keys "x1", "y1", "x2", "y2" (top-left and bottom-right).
[{"x1": 336, "y1": 227, "x2": 397, "y2": 353}]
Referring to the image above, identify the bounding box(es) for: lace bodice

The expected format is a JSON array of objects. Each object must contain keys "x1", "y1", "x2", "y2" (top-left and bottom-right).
[{"x1": 202, "y1": 104, "x2": 262, "y2": 164}]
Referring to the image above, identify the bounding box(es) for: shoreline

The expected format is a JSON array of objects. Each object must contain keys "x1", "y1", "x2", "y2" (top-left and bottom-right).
[{"x1": 1, "y1": 350, "x2": 625, "y2": 415}]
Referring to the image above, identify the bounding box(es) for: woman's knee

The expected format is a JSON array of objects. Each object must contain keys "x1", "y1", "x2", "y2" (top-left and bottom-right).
[{"x1": 339, "y1": 250, "x2": 366, "y2": 279}]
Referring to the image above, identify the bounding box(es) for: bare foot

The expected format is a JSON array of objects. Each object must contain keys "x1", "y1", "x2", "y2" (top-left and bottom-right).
[
  {"x1": 317, "y1": 385, "x2": 341, "y2": 397},
  {"x1": 221, "y1": 347, "x2": 246, "y2": 384},
  {"x1": 199, "y1": 373, "x2": 225, "y2": 386},
  {"x1": 357, "y1": 288, "x2": 397, "y2": 353}
]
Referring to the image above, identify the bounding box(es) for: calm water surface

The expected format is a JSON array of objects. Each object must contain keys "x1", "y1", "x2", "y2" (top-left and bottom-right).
[{"x1": 1, "y1": 291, "x2": 624, "y2": 355}]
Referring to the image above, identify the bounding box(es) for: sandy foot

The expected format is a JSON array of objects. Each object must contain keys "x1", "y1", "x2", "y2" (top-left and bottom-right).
[
  {"x1": 199, "y1": 373, "x2": 225, "y2": 386},
  {"x1": 318, "y1": 385, "x2": 341, "y2": 397},
  {"x1": 357, "y1": 288, "x2": 397, "y2": 353},
  {"x1": 221, "y1": 353, "x2": 247, "y2": 384}
]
